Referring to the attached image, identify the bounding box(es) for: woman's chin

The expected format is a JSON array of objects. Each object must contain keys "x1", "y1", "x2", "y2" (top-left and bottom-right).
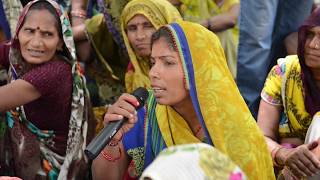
[{"x1": 155, "y1": 98, "x2": 168, "y2": 105}]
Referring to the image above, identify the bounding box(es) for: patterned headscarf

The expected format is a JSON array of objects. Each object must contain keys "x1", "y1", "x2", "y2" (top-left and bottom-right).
[
  {"x1": 8, "y1": 0, "x2": 89, "y2": 178},
  {"x1": 141, "y1": 143, "x2": 246, "y2": 180},
  {"x1": 298, "y1": 7, "x2": 320, "y2": 117},
  {"x1": 154, "y1": 21, "x2": 275, "y2": 179},
  {"x1": 120, "y1": 0, "x2": 182, "y2": 92}
]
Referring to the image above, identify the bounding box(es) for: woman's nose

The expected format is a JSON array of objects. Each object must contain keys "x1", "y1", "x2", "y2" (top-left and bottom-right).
[
  {"x1": 149, "y1": 63, "x2": 160, "y2": 79},
  {"x1": 136, "y1": 28, "x2": 146, "y2": 40},
  {"x1": 30, "y1": 34, "x2": 43, "y2": 47},
  {"x1": 309, "y1": 36, "x2": 320, "y2": 49}
]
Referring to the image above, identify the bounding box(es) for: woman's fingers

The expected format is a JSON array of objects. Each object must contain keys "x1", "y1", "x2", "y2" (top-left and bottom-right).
[
  {"x1": 107, "y1": 94, "x2": 138, "y2": 115},
  {"x1": 285, "y1": 143, "x2": 320, "y2": 178},
  {"x1": 102, "y1": 93, "x2": 140, "y2": 143},
  {"x1": 104, "y1": 114, "x2": 123, "y2": 125},
  {"x1": 288, "y1": 162, "x2": 308, "y2": 178},
  {"x1": 293, "y1": 157, "x2": 313, "y2": 176},
  {"x1": 306, "y1": 141, "x2": 320, "y2": 167},
  {"x1": 117, "y1": 99, "x2": 136, "y2": 114},
  {"x1": 302, "y1": 150, "x2": 320, "y2": 174}
]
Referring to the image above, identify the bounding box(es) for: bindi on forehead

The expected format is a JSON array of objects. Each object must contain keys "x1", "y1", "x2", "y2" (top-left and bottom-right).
[{"x1": 25, "y1": 25, "x2": 52, "y2": 32}]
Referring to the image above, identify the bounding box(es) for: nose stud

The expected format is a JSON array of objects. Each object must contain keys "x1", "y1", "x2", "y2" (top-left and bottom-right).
[{"x1": 315, "y1": 43, "x2": 319, "y2": 49}]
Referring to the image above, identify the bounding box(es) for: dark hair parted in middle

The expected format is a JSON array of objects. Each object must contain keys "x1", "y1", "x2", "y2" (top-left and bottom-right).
[{"x1": 151, "y1": 26, "x2": 178, "y2": 52}]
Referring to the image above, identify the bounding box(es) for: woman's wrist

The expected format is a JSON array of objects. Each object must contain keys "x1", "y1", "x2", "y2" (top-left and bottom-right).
[
  {"x1": 108, "y1": 133, "x2": 123, "y2": 147},
  {"x1": 274, "y1": 146, "x2": 290, "y2": 167},
  {"x1": 101, "y1": 145, "x2": 122, "y2": 162}
]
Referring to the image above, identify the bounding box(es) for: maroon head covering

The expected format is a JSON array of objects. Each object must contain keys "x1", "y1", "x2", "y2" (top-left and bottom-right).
[{"x1": 298, "y1": 7, "x2": 320, "y2": 116}]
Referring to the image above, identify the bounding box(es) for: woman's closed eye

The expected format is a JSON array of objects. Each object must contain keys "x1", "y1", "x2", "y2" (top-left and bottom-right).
[
  {"x1": 127, "y1": 25, "x2": 137, "y2": 32},
  {"x1": 143, "y1": 22, "x2": 154, "y2": 29},
  {"x1": 161, "y1": 56, "x2": 177, "y2": 66},
  {"x1": 164, "y1": 59, "x2": 175, "y2": 66}
]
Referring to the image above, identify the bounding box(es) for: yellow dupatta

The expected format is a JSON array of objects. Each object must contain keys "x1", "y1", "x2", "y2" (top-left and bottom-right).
[
  {"x1": 179, "y1": 0, "x2": 219, "y2": 22},
  {"x1": 120, "y1": 0, "x2": 182, "y2": 92},
  {"x1": 262, "y1": 55, "x2": 312, "y2": 139},
  {"x1": 179, "y1": 0, "x2": 239, "y2": 23},
  {"x1": 156, "y1": 21, "x2": 275, "y2": 179},
  {"x1": 179, "y1": 0, "x2": 239, "y2": 78}
]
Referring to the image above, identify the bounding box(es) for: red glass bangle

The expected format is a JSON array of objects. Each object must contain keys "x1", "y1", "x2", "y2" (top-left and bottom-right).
[{"x1": 100, "y1": 147, "x2": 122, "y2": 162}]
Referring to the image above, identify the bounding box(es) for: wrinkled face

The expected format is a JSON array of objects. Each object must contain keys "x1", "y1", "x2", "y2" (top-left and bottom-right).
[
  {"x1": 304, "y1": 26, "x2": 320, "y2": 70},
  {"x1": 126, "y1": 14, "x2": 156, "y2": 58},
  {"x1": 149, "y1": 37, "x2": 190, "y2": 107},
  {"x1": 18, "y1": 9, "x2": 62, "y2": 64}
]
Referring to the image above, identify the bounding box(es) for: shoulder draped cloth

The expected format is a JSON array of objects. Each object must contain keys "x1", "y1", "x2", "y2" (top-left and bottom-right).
[
  {"x1": 123, "y1": 21, "x2": 275, "y2": 179},
  {"x1": 157, "y1": 21, "x2": 274, "y2": 179},
  {"x1": 4, "y1": 0, "x2": 90, "y2": 179},
  {"x1": 262, "y1": 55, "x2": 312, "y2": 139}
]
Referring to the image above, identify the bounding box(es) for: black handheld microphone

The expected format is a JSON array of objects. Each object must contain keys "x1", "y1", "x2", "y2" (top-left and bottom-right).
[{"x1": 85, "y1": 87, "x2": 149, "y2": 160}]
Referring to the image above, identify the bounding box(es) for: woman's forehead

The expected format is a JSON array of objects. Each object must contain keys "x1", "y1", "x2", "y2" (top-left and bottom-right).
[
  {"x1": 127, "y1": 14, "x2": 151, "y2": 25},
  {"x1": 22, "y1": 9, "x2": 58, "y2": 29}
]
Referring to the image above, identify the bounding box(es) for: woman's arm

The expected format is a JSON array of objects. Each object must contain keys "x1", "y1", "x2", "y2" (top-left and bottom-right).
[
  {"x1": 257, "y1": 100, "x2": 282, "y2": 149},
  {"x1": 72, "y1": 23, "x2": 87, "y2": 42},
  {"x1": 258, "y1": 100, "x2": 320, "y2": 178},
  {"x1": 201, "y1": 4, "x2": 239, "y2": 32},
  {"x1": 71, "y1": 0, "x2": 92, "y2": 62},
  {"x1": 92, "y1": 93, "x2": 140, "y2": 179},
  {"x1": 92, "y1": 143, "x2": 130, "y2": 180},
  {"x1": 0, "y1": 79, "x2": 40, "y2": 112}
]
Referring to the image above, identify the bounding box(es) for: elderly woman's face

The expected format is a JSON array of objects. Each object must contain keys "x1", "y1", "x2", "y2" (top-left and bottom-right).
[
  {"x1": 126, "y1": 14, "x2": 156, "y2": 58},
  {"x1": 18, "y1": 9, "x2": 62, "y2": 64},
  {"x1": 149, "y1": 37, "x2": 189, "y2": 107},
  {"x1": 304, "y1": 26, "x2": 320, "y2": 70}
]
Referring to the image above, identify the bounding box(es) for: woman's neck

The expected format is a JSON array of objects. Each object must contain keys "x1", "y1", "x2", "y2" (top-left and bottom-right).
[
  {"x1": 312, "y1": 68, "x2": 320, "y2": 81},
  {"x1": 310, "y1": 68, "x2": 320, "y2": 89},
  {"x1": 315, "y1": 79, "x2": 320, "y2": 89},
  {"x1": 173, "y1": 97, "x2": 199, "y2": 131}
]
